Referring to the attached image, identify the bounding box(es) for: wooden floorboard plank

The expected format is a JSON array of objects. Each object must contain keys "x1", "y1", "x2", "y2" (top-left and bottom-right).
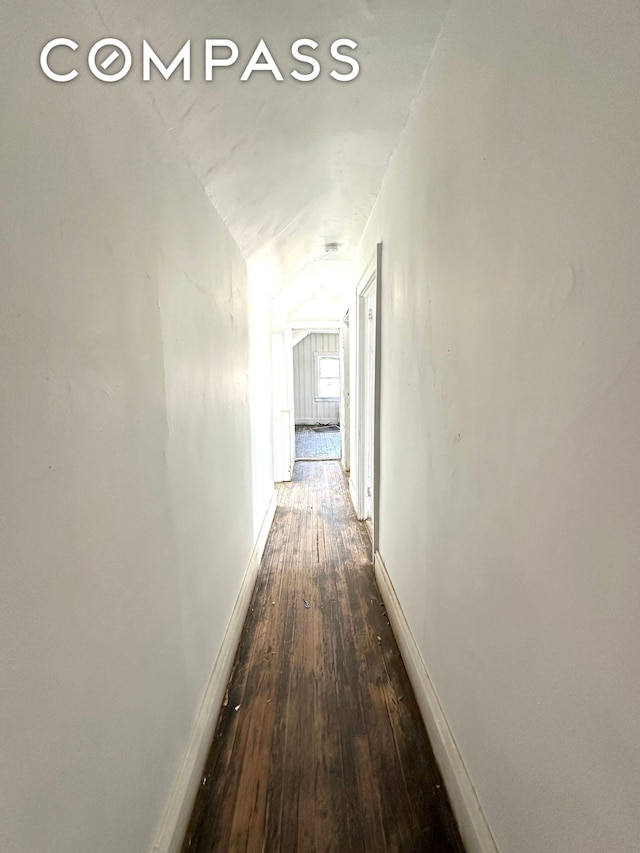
[{"x1": 182, "y1": 461, "x2": 465, "y2": 853}]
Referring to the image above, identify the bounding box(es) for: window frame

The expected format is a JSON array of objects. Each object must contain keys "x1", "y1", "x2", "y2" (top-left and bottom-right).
[{"x1": 314, "y1": 352, "x2": 340, "y2": 402}]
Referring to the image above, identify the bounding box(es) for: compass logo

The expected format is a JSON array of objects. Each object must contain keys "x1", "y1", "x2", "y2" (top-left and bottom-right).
[{"x1": 39, "y1": 38, "x2": 360, "y2": 83}]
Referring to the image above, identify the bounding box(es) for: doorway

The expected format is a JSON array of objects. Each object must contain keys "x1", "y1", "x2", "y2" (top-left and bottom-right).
[{"x1": 293, "y1": 330, "x2": 342, "y2": 461}]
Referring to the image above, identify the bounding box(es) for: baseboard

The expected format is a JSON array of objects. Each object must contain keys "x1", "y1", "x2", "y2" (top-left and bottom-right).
[
  {"x1": 150, "y1": 489, "x2": 279, "y2": 853},
  {"x1": 374, "y1": 550, "x2": 499, "y2": 853}
]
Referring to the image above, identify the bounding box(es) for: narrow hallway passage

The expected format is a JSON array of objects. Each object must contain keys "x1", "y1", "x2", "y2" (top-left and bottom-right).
[{"x1": 182, "y1": 462, "x2": 464, "y2": 852}]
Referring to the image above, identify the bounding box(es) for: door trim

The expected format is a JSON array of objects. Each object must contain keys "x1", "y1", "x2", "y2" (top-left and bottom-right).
[{"x1": 351, "y1": 243, "x2": 382, "y2": 552}]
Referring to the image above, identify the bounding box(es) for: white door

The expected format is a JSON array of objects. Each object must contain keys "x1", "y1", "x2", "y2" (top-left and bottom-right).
[
  {"x1": 271, "y1": 329, "x2": 294, "y2": 482},
  {"x1": 340, "y1": 311, "x2": 350, "y2": 472}
]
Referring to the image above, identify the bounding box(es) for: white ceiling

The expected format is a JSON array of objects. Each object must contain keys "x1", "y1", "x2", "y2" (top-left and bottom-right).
[{"x1": 101, "y1": 0, "x2": 450, "y2": 316}]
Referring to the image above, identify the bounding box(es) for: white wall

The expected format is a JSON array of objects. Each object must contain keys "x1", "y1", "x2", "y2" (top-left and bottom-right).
[
  {"x1": 1, "y1": 3, "x2": 272, "y2": 852},
  {"x1": 352, "y1": 2, "x2": 640, "y2": 851},
  {"x1": 293, "y1": 333, "x2": 340, "y2": 424}
]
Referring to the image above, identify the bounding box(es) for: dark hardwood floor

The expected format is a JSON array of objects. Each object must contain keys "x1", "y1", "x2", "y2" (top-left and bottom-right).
[{"x1": 182, "y1": 461, "x2": 465, "y2": 853}]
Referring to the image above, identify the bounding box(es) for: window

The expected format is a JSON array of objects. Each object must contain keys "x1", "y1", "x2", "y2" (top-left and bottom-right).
[{"x1": 315, "y1": 353, "x2": 340, "y2": 400}]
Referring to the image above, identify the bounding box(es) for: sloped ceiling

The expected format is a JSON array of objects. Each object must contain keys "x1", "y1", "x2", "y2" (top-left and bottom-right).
[{"x1": 98, "y1": 0, "x2": 450, "y2": 315}]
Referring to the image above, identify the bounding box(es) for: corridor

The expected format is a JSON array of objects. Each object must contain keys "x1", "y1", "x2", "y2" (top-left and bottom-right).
[
  {"x1": 5, "y1": 2, "x2": 640, "y2": 852},
  {"x1": 182, "y1": 462, "x2": 464, "y2": 853}
]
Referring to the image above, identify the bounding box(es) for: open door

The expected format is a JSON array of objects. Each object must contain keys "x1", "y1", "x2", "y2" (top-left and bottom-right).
[
  {"x1": 340, "y1": 310, "x2": 350, "y2": 473},
  {"x1": 271, "y1": 328, "x2": 294, "y2": 482}
]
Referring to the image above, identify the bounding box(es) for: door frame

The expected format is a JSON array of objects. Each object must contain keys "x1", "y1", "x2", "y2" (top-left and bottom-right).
[
  {"x1": 273, "y1": 319, "x2": 341, "y2": 480},
  {"x1": 351, "y1": 243, "x2": 382, "y2": 550}
]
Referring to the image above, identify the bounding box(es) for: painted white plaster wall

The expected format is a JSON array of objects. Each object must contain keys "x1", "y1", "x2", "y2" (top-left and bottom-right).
[
  {"x1": 352, "y1": 2, "x2": 640, "y2": 850},
  {"x1": 1, "y1": 3, "x2": 272, "y2": 851}
]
